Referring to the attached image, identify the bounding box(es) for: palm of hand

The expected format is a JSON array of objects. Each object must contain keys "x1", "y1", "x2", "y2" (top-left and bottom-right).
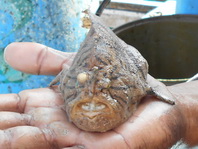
[{"x1": 0, "y1": 86, "x2": 136, "y2": 149}]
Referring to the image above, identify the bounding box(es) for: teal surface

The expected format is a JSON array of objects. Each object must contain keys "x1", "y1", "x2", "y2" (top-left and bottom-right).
[
  {"x1": 0, "y1": 0, "x2": 94, "y2": 93},
  {"x1": 176, "y1": 0, "x2": 198, "y2": 14}
]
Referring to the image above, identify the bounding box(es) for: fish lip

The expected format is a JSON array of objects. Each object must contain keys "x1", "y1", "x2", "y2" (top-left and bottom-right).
[
  {"x1": 70, "y1": 112, "x2": 123, "y2": 132},
  {"x1": 81, "y1": 111, "x2": 102, "y2": 119}
]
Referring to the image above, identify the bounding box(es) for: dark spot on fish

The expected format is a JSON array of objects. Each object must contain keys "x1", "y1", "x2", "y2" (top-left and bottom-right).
[{"x1": 95, "y1": 55, "x2": 108, "y2": 65}]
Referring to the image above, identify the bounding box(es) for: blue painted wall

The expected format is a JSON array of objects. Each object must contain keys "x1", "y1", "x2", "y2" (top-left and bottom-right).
[
  {"x1": 0, "y1": 0, "x2": 98, "y2": 93},
  {"x1": 176, "y1": 0, "x2": 198, "y2": 14}
]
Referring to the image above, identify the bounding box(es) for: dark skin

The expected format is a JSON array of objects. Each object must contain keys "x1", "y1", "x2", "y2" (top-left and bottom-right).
[{"x1": 1, "y1": 42, "x2": 198, "y2": 149}]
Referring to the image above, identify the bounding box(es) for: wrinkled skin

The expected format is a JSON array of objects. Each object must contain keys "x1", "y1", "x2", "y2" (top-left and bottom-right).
[{"x1": 1, "y1": 42, "x2": 198, "y2": 149}]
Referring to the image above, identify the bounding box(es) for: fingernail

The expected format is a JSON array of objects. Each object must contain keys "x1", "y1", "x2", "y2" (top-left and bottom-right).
[
  {"x1": 3, "y1": 42, "x2": 18, "y2": 65},
  {"x1": 3, "y1": 44, "x2": 10, "y2": 64}
]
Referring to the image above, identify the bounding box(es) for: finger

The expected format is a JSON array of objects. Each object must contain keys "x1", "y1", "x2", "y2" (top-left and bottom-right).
[
  {"x1": 0, "y1": 112, "x2": 31, "y2": 129},
  {"x1": 0, "y1": 94, "x2": 24, "y2": 112},
  {"x1": 1, "y1": 124, "x2": 79, "y2": 148},
  {"x1": 1, "y1": 126, "x2": 55, "y2": 149},
  {"x1": 28, "y1": 107, "x2": 68, "y2": 127},
  {"x1": 4, "y1": 42, "x2": 76, "y2": 75},
  {"x1": 19, "y1": 87, "x2": 63, "y2": 113},
  {"x1": 0, "y1": 108, "x2": 67, "y2": 130},
  {"x1": 0, "y1": 87, "x2": 61, "y2": 113}
]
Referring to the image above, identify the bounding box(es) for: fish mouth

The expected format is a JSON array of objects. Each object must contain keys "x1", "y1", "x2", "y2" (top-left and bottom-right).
[{"x1": 68, "y1": 98, "x2": 123, "y2": 132}]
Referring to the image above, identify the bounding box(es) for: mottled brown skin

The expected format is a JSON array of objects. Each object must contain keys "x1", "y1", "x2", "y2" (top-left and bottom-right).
[{"x1": 50, "y1": 13, "x2": 175, "y2": 132}]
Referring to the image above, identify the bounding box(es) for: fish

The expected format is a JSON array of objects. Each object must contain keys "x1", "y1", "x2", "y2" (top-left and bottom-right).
[{"x1": 50, "y1": 12, "x2": 175, "y2": 132}]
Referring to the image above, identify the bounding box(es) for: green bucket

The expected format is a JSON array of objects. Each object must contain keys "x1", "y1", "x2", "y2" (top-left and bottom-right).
[{"x1": 114, "y1": 15, "x2": 198, "y2": 85}]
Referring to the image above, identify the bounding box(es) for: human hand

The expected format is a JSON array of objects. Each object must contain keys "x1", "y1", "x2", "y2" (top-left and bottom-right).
[{"x1": 2, "y1": 42, "x2": 198, "y2": 149}]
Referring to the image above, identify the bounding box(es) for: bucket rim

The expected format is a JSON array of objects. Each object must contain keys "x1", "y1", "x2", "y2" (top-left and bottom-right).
[{"x1": 113, "y1": 14, "x2": 198, "y2": 34}]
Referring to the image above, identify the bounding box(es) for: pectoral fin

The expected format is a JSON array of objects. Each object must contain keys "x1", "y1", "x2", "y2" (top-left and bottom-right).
[
  {"x1": 146, "y1": 74, "x2": 175, "y2": 105},
  {"x1": 49, "y1": 68, "x2": 68, "y2": 87},
  {"x1": 49, "y1": 74, "x2": 61, "y2": 87}
]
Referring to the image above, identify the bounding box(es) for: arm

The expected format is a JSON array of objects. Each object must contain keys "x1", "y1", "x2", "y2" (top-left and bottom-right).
[{"x1": 169, "y1": 81, "x2": 198, "y2": 147}]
